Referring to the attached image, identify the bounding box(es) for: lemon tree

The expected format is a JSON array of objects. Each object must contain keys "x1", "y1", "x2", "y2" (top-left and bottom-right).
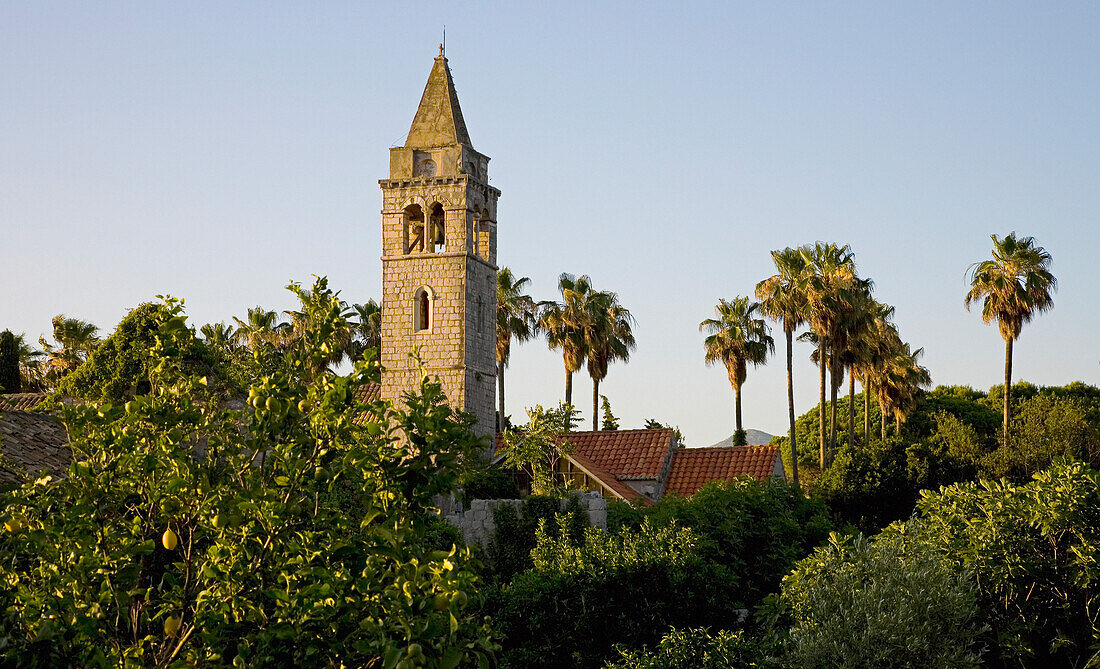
[{"x1": 0, "y1": 279, "x2": 496, "y2": 668}]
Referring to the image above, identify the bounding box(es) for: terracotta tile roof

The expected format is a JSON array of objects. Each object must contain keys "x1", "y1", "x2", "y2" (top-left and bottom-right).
[
  {"x1": 494, "y1": 429, "x2": 673, "y2": 503},
  {"x1": 0, "y1": 394, "x2": 50, "y2": 411},
  {"x1": 352, "y1": 382, "x2": 382, "y2": 425},
  {"x1": 557, "y1": 429, "x2": 674, "y2": 481},
  {"x1": 664, "y1": 445, "x2": 782, "y2": 497},
  {"x1": 0, "y1": 410, "x2": 71, "y2": 485},
  {"x1": 352, "y1": 382, "x2": 382, "y2": 404},
  {"x1": 564, "y1": 451, "x2": 648, "y2": 504},
  {"x1": 494, "y1": 430, "x2": 675, "y2": 477}
]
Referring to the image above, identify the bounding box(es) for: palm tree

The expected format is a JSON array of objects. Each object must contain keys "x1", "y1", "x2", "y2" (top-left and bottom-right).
[
  {"x1": 540, "y1": 273, "x2": 595, "y2": 409},
  {"x1": 756, "y1": 247, "x2": 808, "y2": 487},
  {"x1": 700, "y1": 297, "x2": 774, "y2": 439},
  {"x1": 200, "y1": 322, "x2": 238, "y2": 350},
  {"x1": 874, "y1": 341, "x2": 931, "y2": 438},
  {"x1": 8, "y1": 333, "x2": 46, "y2": 392},
  {"x1": 584, "y1": 290, "x2": 635, "y2": 431},
  {"x1": 497, "y1": 268, "x2": 539, "y2": 429},
  {"x1": 849, "y1": 307, "x2": 899, "y2": 445},
  {"x1": 965, "y1": 232, "x2": 1056, "y2": 447},
  {"x1": 836, "y1": 285, "x2": 884, "y2": 450},
  {"x1": 282, "y1": 280, "x2": 354, "y2": 376},
  {"x1": 233, "y1": 308, "x2": 288, "y2": 349},
  {"x1": 39, "y1": 315, "x2": 100, "y2": 386},
  {"x1": 349, "y1": 300, "x2": 382, "y2": 363},
  {"x1": 800, "y1": 243, "x2": 857, "y2": 467}
]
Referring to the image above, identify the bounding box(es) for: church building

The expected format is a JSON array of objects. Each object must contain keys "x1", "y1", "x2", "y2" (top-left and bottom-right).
[{"x1": 378, "y1": 49, "x2": 498, "y2": 438}]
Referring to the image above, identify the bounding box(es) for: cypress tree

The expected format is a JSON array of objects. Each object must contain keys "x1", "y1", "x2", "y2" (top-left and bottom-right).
[{"x1": 0, "y1": 330, "x2": 20, "y2": 394}]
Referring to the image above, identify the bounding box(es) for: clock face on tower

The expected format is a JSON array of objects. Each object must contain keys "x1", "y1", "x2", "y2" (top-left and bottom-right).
[{"x1": 415, "y1": 158, "x2": 437, "y2": 177}]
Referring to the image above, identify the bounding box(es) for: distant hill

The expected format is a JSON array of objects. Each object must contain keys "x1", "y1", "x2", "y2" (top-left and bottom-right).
[{"x1": 707, "y1": 429, "x2": 774, "y2": 448}]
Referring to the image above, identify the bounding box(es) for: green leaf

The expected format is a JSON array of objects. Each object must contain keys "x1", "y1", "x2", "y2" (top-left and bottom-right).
[{"x1": 439, "y1": 647, "x2": 463, "y2": 669}]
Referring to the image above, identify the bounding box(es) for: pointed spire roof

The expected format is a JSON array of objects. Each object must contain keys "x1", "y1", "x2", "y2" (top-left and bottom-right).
[{"x1": 405, "y1": 48, "x2": 472, "y2": 148}]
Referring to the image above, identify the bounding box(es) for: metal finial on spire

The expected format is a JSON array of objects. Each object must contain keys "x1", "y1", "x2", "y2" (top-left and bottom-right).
[{"x1": 442, "y1": 26, "x2": 446, "y2": 56}]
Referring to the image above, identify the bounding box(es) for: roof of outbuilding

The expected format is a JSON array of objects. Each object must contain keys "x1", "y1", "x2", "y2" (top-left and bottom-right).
[
  {"x1": 352, "y1": 382, "x2": 382, "y2": 404},
  {"x1": 351, "y1": 382, "x2": 382, "y2": 425},
  {"x1": 0, "y1": 410, "x2": 71, "y2": 485},
  {"x1": 664, "y1": 445, "x2": 782, "y2": 497},
  {"x1": 564, "y1": 450, "x2": 648, "y2": 503},
  {"x1": 556, "y1": 429, "x2": 674, "y2": 481},
  {"x1": 0, "y1": 393, "x2": 50, "y2": 411}
]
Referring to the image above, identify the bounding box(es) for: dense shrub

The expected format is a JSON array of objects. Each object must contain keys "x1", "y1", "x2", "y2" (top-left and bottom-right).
[
  {"x1": 0, "y1": 283, "x2": 496, "y2": 667},
  {"x1": 780, "y1": 533, "x2": 985, "y2": 668},
  {"x1": 905, "y1": 385, "x2": 1002, "y2": 439},
  {"x1": 981, "y1": 395, "x2": 1099, "y2": 481},
  {"x1": 894, "y1": 459, "x2": 1100, "y2": 667},
  {"x1": 458, "y1": 465, "x2": 520, "y2": 506},
  {"x1": 641, "y1": 479, "x2": 832, "y2": 607},
  {"x1": 603, "y1": 627, "x2": 779, "y2": 669},
  {"x1": 605, "y1": 498, "x2": 647, "y2": 532},
  {"x1": 483, "y1": 495, "x2": 587, "y2": 583},
  {"x1": 810, "y1": 438, "x2": 916, "y2": 534},
  {"x1": 55, "y1": 303, "x2": 225, "y2": 403},
  {"x1": 812, "y1": 388, "x2": 1100, "y2": 533},
  {"x1": 492, "y1": 519, "x2": 737, "y2": 669},
  {"x1": 905, "y1": 411, "x2": 987, "y2": 492},
  {"x1": 775, "y1": 383, "x2": 1100, "y2": 473}
]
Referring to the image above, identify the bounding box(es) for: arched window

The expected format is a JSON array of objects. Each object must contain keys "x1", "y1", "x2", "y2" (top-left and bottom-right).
[
  {"x1": 471, "y1": 211, "x2": 481, "y2": 257},
  {"x1": 414, "y1": 287, "x2": 432, "y2": 332},
  {"x1": 478, "y1": 208, "x2": 492, "y2": 259},
  {"x1": 403, "y1": 204, "x2": 425, "y2": 254},
  {"x1": 429, "y1": 204, "x2": 446, "y2": 253}
]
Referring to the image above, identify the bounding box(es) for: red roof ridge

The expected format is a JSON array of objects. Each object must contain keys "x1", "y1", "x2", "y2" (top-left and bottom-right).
[{"x1": 677, "y1": 444, "x2": 779, "y2": 452}]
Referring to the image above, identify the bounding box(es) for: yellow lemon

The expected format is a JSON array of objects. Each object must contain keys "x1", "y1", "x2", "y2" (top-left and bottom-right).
[
  {"x1": 163, "y1": 615, "x2": 181, "y2": 637},
  {"x1": 162, "y1": 529, "x2": 178, "y2": 551}
]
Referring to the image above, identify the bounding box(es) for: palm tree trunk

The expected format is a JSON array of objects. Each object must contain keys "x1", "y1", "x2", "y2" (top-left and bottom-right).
[
  {"x1": 592, "y1": 378, "x2": 600, "y2": 431},
  {"x1": 862, "y1": 383, "x2": 870, "y2": 445},
  {"x1": 785, "y1": 329, "x2": 799, "y2": 489},
  {"x1": 1003, "y1": 337, "x2": 1013, "y2": 449},
  {"x1": 735, "y1": 385, "x2": 743, "y2": 434},
  {"x1": 818, "y1": 342, "x2": 827, "y2": 469},
  {"x1": 847, "y1": 373, "x2": 855, "y2": 450},
  {"x1": 565, "y1": 369, "x2": 573, "y2": 407},
  {"x1": 829, "y1": 360, "x2": 839, "y2": 456},
  {"x1": 880, "y1": 401, "x2": 886, "y2": 441},
  {"x1": 497, "y1": 359, "x2": 506, "y2": 431}
]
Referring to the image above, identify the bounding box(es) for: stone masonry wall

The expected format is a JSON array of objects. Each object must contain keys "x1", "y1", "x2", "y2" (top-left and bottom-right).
[
  {"x1": 379, "y1": 175, "x2": 498, "y2": 438},
  {"x1": 439, "y1": 492, "x2": 608, "y2": 547}
]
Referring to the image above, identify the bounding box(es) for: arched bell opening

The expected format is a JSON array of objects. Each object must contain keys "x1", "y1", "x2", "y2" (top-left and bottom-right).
[
  {"x1": 429, "y1": 203, "x2": 446, "y2": 253},
  {"x1": 403, "y1": 204, "x2": 425, "y2": 254}
]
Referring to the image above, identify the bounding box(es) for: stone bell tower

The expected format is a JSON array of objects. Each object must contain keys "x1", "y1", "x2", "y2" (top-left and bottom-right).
[{"x1": 379, "y1": 48, "x2": 499, "y2": 438}]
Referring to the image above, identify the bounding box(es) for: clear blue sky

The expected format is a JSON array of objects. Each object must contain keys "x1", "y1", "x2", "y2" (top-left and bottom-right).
[{"x1": 3, "y1": 2, "x2": 1098, "y2": 445}]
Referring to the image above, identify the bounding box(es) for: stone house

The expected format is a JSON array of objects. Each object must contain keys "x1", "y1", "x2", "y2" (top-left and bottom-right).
[{"x1": 497, "y1": 428, "x2": 785, "y2": 505}]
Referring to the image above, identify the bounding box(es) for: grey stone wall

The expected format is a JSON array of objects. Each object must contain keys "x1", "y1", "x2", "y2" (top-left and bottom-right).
[{"x1": 440, "y1": 492, "x2": 608, "y2": 547}]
